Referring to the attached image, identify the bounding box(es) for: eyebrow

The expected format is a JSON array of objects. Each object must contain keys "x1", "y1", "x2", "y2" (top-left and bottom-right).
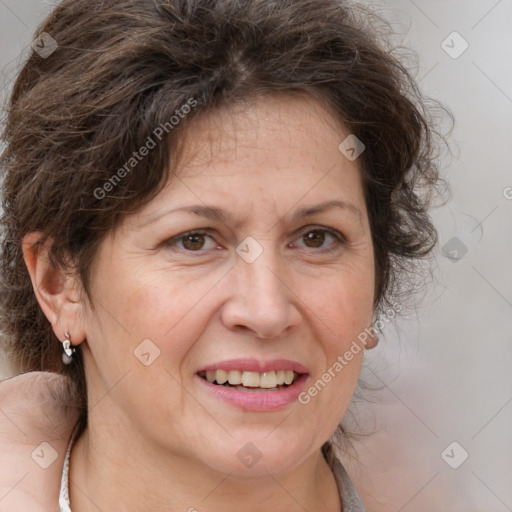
[
  {"x1": 141, "y1": 199, "x2": 363, "y2": 227},
  {"x1": 291, "y1": 199, "x2": 363, "y2": 224}
]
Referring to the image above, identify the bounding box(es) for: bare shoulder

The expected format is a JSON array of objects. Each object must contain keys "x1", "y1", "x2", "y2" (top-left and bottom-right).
[
  {"x1": 0, "y1": 371, "x2": 78, "y2": 441},
  {"x1": 0, "y1": 371, "x2": 79, "y2": 511}
]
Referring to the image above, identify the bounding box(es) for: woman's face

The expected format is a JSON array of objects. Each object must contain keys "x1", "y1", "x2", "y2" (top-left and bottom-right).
[{"x1": 78, "y1": 94, "x2": 375, "y2": 476}]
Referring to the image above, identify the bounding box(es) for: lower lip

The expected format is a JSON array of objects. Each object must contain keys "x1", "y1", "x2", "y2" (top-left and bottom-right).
[{"x1": 196, "y1": 373, "x2": 309, "y2": 411}]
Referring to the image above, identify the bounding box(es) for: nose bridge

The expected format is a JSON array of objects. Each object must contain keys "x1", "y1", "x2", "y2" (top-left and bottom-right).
[
  {"x1": 243, "y1": 251, "x2": 285, "y2": 305},
  {"x1": 223, "y1": 240, "x2": 297, "y2": 338}
]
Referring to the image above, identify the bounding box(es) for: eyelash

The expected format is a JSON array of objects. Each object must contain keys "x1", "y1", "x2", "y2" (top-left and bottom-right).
[{"x1": 165, "y1": 227, "x2": 345, "y2": 254}]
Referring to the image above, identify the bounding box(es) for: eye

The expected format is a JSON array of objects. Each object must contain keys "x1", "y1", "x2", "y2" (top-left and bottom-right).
[
  {"x1": 166, "y1": 230, "x2": 219, "y2": 252},
  {"x1": 292, "y1": 227, "x2": 345, "y2": 251}
]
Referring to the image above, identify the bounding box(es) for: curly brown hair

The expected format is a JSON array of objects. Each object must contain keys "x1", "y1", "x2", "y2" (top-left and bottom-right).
[{"x1": 0, "y1": 0, "x2": 449, "y2": 441}]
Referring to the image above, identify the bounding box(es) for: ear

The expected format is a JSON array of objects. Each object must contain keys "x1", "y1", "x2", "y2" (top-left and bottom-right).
[
  {"x1": 22, "y1": 232, "x2": 87, "y2": 345},
  {"x1": 364, "y1": 328, "x2": 379, "y2": 349}
]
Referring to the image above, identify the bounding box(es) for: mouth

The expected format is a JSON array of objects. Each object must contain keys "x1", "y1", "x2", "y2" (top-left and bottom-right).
[
  {"x1": 197, "y1": 369, "x2": 300, "y2": 392},
  {"x1": 196, "y1": 359, "x2": 309, "y2": 410}
]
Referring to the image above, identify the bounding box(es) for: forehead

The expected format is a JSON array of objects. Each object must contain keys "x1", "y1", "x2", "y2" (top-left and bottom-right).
[
  {"x1": 137, "y1": 93, "x2": 368, "y2": 228},
  {"x1": 175, "y1": 93, "x2": 351, "y2": 175}
]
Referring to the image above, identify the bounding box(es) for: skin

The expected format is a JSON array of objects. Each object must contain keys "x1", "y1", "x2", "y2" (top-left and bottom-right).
[
  {"x1": 0, "y1": 372, "x2": 78, "y2": 512},
  {"x1": 19, "y1": 93, "x2": 377, "y2": 511}
]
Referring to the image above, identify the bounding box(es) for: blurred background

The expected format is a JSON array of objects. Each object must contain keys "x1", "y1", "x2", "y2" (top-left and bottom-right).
[{"x1": 0, "y1": 0, "x2": 511, "y2": 510}]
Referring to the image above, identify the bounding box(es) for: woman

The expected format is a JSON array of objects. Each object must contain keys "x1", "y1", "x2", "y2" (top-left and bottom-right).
[{"x1": 0, "y1": 0, "x2": 446, "y2": 510}]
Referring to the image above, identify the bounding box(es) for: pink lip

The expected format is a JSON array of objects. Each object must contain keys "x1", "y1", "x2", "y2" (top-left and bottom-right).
[
  {"x1": 198, "y1": 358, "x2": 309, "y2": 374},
  {"x1": 196, "y1": 372, "x2": 309, "y2": 412},
  {"x1": 196, "y1": 358, "x2": 310, "y2": 412}
]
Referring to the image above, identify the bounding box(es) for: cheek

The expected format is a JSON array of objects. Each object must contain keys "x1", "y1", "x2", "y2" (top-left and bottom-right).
[
  {"x1": 82, "y1": 268, "x2": 216, "y2": 417},
  {"x1": 302, "y1": 263, "x2": 375, "y2": 349},
  {"x1": 299, "y1": 275, "x2": 371, "y2": 424},
  {"x1": 98, "y1": 268, "x2": 223, "y2": 371},
  {"x1": 91, "y1": 253, "x2": 219, "y2": 330}
]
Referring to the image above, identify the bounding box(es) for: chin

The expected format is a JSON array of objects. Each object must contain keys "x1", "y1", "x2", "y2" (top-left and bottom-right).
[{"x1": 195, "y1": 432, "x2": 316, "y2": 478}]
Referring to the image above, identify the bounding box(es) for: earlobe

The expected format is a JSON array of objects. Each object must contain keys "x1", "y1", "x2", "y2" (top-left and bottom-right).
[
  {"x1": 364, "y1": 328, "x2": 379, "y2": 349},
  {"x1": 22, "y1": 232, "x2": 86, "y2": 345}
]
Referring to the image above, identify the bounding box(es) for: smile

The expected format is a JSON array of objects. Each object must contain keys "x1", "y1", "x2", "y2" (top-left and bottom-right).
[
  {"x1": 196, "y1": 359, "x2": 309, "y2": 411},
  {"x1": 198, "y1": 369, "x2": 299, "y2": 391}
]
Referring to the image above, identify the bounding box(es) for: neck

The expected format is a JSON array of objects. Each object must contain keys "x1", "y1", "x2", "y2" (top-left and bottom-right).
[{"x1": 68, "y1": 422, "x2": 342, "y2": 512}]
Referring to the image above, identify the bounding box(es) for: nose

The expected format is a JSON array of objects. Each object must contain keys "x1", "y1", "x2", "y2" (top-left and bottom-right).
[{"x1": 220, "y1": 251, "x2": 301, "y2": 339}]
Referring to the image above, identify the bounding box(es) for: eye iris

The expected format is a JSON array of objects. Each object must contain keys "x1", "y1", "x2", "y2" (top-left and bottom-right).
[
  {"x1": 183, "y1": 234, "x2": 205, "y2": 250},
  {"x1": 304, "y1": 230, "x2": 325, "y2": 248}
]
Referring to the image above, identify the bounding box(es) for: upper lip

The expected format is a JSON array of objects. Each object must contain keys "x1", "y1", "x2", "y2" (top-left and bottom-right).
[{"x1": 198, "y1": 358, "x2": 309, "y2": 374}]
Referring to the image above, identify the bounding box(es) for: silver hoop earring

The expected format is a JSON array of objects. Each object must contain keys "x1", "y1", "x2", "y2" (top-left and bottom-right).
[{"x1": 61, "y1": 332, "x2": 76, "y2": 365}]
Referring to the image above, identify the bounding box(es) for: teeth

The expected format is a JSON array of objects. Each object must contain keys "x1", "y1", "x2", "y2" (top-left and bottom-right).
[
  {"x1": 242, "y1": 371, "x2": 260, "y2": 387},
  {"x1": 260, "y1": 372, "x2": 277, "y2": 388},
  {"x1": 215, "y1": 369, "x2": 228, "y2": 384},
  {"x1": 228, "y1": 370, "x2": 242, "y2": 385},
  {"x1": 203, "y1": 369, "x2": 298, "y2": 388}
]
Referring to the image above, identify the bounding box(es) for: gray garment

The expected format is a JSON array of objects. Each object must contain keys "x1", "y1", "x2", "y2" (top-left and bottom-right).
[
  {"x1": 59, "y1": 436, "x2": 366, "y2": 511},
  {"x1": 324, "y1": 449, "x2": 367, "y2": 512}
]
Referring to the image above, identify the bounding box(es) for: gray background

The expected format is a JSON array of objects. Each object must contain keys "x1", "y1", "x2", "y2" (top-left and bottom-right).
[{"x1": 0, "y1": 0, "x2": 511, "y2": 510}]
